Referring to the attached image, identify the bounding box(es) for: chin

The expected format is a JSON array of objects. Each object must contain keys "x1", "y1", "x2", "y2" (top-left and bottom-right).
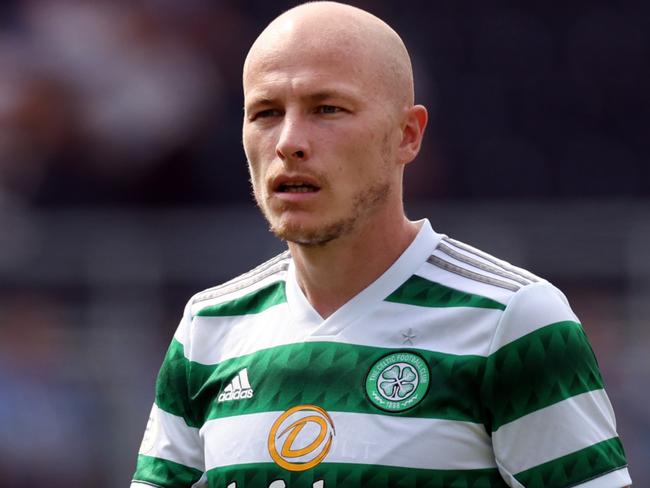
[
  {"x1": 270, "y1": 218, "x2": 351, "y2": 247},
  {"x1": 262, "y1": 181, "x2": 391, "y2": 247}
]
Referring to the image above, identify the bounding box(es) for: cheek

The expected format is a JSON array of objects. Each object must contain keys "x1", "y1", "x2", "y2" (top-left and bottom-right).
[
  {"x1": 340, "y1": 129, "x2": 390, "y2": 176},
  {"x1": 242, "y1": 127, "x2": 256, "y2": 164},
  {"x1": 243, "y1": 127, "x2": 277, "y2": 167},
  {"x1": 243, "y1": 130, "x2": 265, "y2": 179}
]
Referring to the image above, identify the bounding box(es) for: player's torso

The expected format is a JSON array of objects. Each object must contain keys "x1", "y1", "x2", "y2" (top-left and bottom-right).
[{"x1": 188, "y1": 293, "x2": 508, "y2": 488}]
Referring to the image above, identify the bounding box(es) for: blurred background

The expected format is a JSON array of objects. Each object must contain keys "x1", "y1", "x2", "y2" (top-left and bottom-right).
[{"x1": 0, "y1": 0, "x2": 648, "y2": 485}]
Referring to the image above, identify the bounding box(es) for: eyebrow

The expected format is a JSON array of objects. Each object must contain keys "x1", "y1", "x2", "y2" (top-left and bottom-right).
[
  {"x1": 245, "y1": 89, "x2": 357, "y2": 110},
  {"x1": 306, "y1": 91, "x2": 353, "y2": 103}
]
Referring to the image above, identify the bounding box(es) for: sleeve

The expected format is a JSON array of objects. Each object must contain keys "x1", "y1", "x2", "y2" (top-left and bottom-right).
[
  {"x1": 481, "y1": 281, "x2": 632, "y2": 488},
  {"x1": 131, "y1": 301, "x2": 206, "y2": 488}
]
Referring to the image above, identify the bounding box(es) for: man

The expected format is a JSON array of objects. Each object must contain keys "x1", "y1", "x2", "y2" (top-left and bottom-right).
[{"x1": 131, "y1": 2, "x2": 631, "y2": 487}]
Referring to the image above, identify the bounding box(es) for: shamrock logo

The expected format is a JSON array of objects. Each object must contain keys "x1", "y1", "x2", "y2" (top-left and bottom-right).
[
  {"x1": 366, "y1": 352, "x2": 429, "y2": 412},
  {"x1": 378, "y1": 364, "x2": 418, "y2": 400}
]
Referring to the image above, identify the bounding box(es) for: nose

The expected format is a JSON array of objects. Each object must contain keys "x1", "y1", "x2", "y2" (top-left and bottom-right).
[{"x1": 276, "y1": 115, "x2": 308, "y2": 162}]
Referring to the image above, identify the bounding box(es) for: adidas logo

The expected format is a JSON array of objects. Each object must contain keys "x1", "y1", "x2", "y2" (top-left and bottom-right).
[{"x1": 218, "y1": 368, "x2": 254, "y2": 403}]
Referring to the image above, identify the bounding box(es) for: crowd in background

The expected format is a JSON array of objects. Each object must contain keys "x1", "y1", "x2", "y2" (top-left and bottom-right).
[
  {"x1": 0, "y1": 0, "x2": 649, "y2": 486},
  {"x1": 1, "y1": 0, "x2": 649, "y2": 209}
]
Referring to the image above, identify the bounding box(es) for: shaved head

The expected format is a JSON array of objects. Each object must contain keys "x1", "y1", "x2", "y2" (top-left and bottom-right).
[
  {"x1": 242, "y1": 1, "x2": 427, "y2": 247},
  {"x1": 243, "y1": 1, "x2": 415, "y2": 112}
]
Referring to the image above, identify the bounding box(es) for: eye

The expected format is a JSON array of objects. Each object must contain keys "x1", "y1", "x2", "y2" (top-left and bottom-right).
[
  {"x1": 249, "y1": 108, "x2": 283, "y2": 121},
  {"x1": 316, "y1": 105, "x2": 343, "y2": 114}
]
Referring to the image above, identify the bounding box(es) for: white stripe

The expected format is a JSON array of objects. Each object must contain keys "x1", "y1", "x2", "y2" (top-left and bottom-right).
[
  {"x1": 139, "y1": 403, "x2": 204, "y2": 471},
  {"x1": 173, "y1": 300, "x2": 195, "y2": 348},
  {"x1": 435, "y1": 243, "x2": 531, "y2": 286},
  {"x1": 428, "y1": 254, "x2": 521, "y2": 292},
  {"x1": 131, "y1": 477, "x2": 209, "y2": 488},
  {"x1": 493, "y1": 389, "x2": 619, "y2": 474},
  {"x1": 239, "y1": 368, "x2": 252, "y2": 389},
  {"x1": 188, "y1": 304, "x2": 305, "y2": 365},
  {"x1": 193, "y1": 252, "x2": 290, "y2": 304},
  {"x1": 188, "y1": 300, "x2": 503, "y2": 365},
  {"x1": 442, "y1": 237, "x2": 540, "y2": 283},
  {"x1": 345, "y1": 301, "x2": 501, "y2": 356},
  {"x1": 200, "y1": 261, "x2": 289, "y2": 303},
  {"x1": 201, "y1": 411, "x2": 496, "y2": 471},
  {"x1": 185, "y1": 268, "x2": 574, "y2": 368},
  {"x1": 415, "y1": 265, "x2": 515, "y2": 307},
  {"x1": 190, "y1": 271, "x2": 287, "y2": 317},
  {"x1": 490, "y1": 281, "x2": 579, "y2": 352},
  {"x1": 572, "y1": 467, "x2": 632, "y2": 487}
]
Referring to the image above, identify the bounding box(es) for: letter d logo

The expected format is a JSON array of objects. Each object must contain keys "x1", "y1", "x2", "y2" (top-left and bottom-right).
[{"x1": 268, "y1": 405, "x2": 335, "y2": 472}]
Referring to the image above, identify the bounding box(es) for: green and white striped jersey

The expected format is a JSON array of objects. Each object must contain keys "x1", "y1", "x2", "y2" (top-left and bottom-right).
[{"x1": 131, "y1": 220, "x2": 631, "y2": 488}]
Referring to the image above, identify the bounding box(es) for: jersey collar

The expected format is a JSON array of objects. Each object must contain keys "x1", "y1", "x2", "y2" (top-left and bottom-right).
[{"x1": 285, "y1": 219, "x2": 442, "y2": 336}]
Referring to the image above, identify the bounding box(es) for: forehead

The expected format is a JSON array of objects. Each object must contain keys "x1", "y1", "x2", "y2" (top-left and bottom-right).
[
  {"x1": 244, "y1": 61, "x2": 369, "y2": 108},
  {"x1": 245, "y1": 78, "x2": 360, "y2": 108},
  {"x1": 243, "y1": 27, "x2": 380, "y2": 99}
]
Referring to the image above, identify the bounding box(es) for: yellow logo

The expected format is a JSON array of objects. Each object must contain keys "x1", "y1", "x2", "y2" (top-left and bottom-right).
[{"x1": 268, "y1": 405, "x2": 335, "y2": 471}]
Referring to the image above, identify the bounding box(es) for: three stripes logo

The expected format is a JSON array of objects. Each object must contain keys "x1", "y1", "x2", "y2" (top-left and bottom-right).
[{"x1": 218, "y1": 368, "x2": 254, "y2": 403}]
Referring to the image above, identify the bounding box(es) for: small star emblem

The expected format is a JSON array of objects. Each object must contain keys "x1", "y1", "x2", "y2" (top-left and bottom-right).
[{"x1": 401, "y1": 328, "x2": 417, "y2": 345}]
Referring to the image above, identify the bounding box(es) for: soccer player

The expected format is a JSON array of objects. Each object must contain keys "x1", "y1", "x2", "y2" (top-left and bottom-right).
[{"x1": 131, "y1": 2, "x2": 631, "y2": 487}]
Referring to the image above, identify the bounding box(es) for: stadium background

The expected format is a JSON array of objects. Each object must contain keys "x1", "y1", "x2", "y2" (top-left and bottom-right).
[{"x1": 0, "y1": 0, "x2": 648, "y2": 485}]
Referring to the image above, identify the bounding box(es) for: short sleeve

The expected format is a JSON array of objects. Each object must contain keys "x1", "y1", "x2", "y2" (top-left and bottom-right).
[
  {"x1": 481, "y1": 282, "x2": 631, "y2": 487},
  {"x1": 131, "y1": 302, "x2": 205, "y2": 488}
]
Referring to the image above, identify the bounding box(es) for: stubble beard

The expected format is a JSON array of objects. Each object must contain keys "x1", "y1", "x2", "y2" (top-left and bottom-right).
[
  {"x1": 258, "y1": 180, "x2": 391, "y2": 247},
  {"x1": 252, "y1": 133, "x2": 395, "y2": 247}
]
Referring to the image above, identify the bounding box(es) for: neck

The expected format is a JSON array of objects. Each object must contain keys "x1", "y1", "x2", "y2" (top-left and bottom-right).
[{"x1": 288, "y1": 215, "x2": 420, "y2": 319}]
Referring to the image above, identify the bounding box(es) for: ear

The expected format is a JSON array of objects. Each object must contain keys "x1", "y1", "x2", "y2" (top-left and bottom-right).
[{"x1": 396, "y1": 104, "x2": 428, "y2": 165}]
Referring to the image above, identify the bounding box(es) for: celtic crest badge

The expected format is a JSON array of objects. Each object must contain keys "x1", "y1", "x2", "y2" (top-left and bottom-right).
[{"x1": 365, "y1": 352, "x2": 430, "y2": 412}]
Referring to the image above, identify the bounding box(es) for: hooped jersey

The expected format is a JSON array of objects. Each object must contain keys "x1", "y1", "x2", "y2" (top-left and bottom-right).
[{"x1": 131, "y1": 220, "x2": 631, "y2": 488}]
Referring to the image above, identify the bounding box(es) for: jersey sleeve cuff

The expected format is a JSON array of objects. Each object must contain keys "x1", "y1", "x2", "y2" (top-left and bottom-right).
[{"x1": 571, "y1": 467, "x2": 632, "y2": 487}]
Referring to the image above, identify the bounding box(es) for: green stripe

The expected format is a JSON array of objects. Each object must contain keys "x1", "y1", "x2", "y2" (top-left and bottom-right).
[
  {"x1": 386, "y1": 275, "x2": 506, "y2": 310},
  {"x1": 172, "y1": 341, "x2": 487, "y2": 425},
  {"x1": 156, "y1": 321, "x2": 606, "y2": 435},
  {"x1": 155, "y1": 338, "x2": 199, "y2": 427},
  {"x1": 482, "y1": 321, "x2": 604, "y2": 431},
  {"x1": 196, "y1": 281, "x2": 286, "y2": 316},
  {"x1": 207, "y1": 462, "x2": 508, "y2": 488},
  {"x1": 133, "y1": 454, "x2": 203, "y2": 488},
  {"x1": 514, "y1": 437, "x2": 627, "y2": 488}
]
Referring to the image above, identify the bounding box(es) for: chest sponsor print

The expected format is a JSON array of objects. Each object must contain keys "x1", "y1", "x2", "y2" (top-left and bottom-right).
[{"x1": 268, "y1": 404, "x2": 336, "y2": 472}]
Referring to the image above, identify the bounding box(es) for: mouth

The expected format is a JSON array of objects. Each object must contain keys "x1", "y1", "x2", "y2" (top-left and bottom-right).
[
  {"x1": 276, "y1": 181, "x2": 320, "y2": 193},
  {"x1": 272, "y1": 175, "x2": 322, "y2": 195}
]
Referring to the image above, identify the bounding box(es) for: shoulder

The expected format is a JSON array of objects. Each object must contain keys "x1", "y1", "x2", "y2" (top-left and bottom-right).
[
  {"x1": 420, "y1": 234, "x2": 580, "y2": 352},
  {"x1": 416, "y1": 232, "x2": 580, "y2": 339},
  {"x1": 417, "y1": 234, "x2": 545, "y2": 308},
  {"x1": 169, "y1": 251, "x2": 291, "y2": 366},
  {"x1": 187, "y1": 250, "x2": 291, "y2": 317}
]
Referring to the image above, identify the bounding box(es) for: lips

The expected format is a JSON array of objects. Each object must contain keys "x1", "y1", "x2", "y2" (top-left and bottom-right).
[
  {"x1": 278, "y1": 182, "x2": 319, "y2": 193},
  {"x1": 272, "y1": 175, "x2": 321, "y2": 194}
]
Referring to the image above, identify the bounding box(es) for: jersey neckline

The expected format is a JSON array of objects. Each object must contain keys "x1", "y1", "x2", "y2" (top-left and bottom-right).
[{"x1": 285, "y1": 219, "x2": 443, "y2": 337}]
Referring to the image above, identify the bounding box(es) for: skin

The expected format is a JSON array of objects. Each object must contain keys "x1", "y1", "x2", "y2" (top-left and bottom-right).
[{"x1": 243, "y1": 1, "x2": 428, "y2": 318}]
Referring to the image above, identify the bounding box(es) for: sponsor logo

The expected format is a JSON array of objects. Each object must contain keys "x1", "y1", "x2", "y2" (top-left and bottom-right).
[
  {"x1": 267, "y1": 405, "x2": 335, "y2": 472},
  {"x1": 218, "y1": 368, "x2": 254, "y2": 403},
  {"x1": 365, "y1": 351, "x2": 430, "y2": 412}
]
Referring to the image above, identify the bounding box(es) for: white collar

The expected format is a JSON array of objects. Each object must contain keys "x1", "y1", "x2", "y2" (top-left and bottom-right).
[{"x1": 285, "y1": 219, "x2": 442, "y2": 336}]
